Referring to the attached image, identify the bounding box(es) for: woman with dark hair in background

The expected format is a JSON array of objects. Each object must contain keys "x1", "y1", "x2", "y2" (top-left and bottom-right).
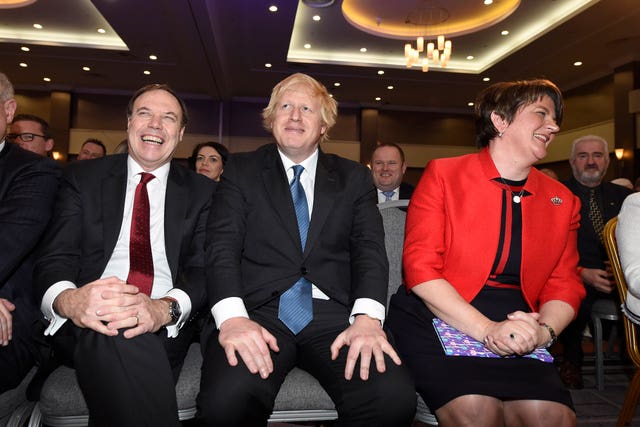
[
  {"x1": 388, "y1": 79, "x2": 585, "y2": 427},
  {"x1": 189, "y1": 141, "x2": 228, "y2": 181}
]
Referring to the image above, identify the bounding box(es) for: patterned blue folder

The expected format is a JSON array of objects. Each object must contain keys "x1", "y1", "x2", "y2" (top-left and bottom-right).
[{"x1": 432, "y1": 318, "x2": 554, "y2": 363}]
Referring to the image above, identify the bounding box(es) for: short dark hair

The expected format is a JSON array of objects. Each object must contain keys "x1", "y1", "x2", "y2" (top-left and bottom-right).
[
  {"x1": 82, "y1": 138, "x2": 107, "y2": 156},
  {"x1": 126, "y1": 84, "x2": 188, "y2": 127},
  {"x1": 474, "y1": 79, "x2": 563, "y2": 148},
  {"x1": 12, "y1": 113, "x2": 52, "y2": 138},
  {"x1": 189, "y1": 141, "x2": 229, "y2": 170},
  {"x1": 372, "y1": 142, "x2": 405, "y2": 164}
]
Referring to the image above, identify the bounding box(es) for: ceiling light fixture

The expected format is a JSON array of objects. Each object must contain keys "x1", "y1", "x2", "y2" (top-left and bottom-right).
[
  {"x1": 43, "y1": 77, "x2": 50, "y2": 82},
  {"x1": 0, "y1": 0, "x2": 37, "y2": 9},
  {"x1": 20, "y1": 46, "x2": 29, "y2": 51},
  {"x1": 268, "y1": 5, "x2": 278, "y2": 12},
  {"x1": 33, "y1": 23, "x2": 42, "y2": 29},
  {"x1": 573, "y1": 61, "x2": 583, "y2": 66},
  {"x1": 19, "y1": 62, "x2": 27, "y2": 67},
  {"x1": 149, "y1": 54, "x2": 158, "y2": 60},
  {"x1": 402, "y1": 1, "x2": 452, "y2": 72}
]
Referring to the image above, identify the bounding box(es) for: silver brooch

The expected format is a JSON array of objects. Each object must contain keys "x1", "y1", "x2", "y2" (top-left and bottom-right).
[{"x1": 551, "y1": 196, "x2": 563, "y2": 205}]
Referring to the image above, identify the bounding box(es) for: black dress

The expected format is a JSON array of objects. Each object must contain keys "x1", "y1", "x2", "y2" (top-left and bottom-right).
[{"x1": 387, "y1": 178, "x2": 573, "y2": 412}]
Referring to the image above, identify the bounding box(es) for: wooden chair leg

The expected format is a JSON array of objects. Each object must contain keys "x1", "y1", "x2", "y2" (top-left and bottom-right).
[{"x1": 617, "y1": 368, "x2": 640, "y2": 427}]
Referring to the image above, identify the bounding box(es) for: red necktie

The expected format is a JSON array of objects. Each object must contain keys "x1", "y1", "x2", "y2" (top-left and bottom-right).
[{"x1": 127, "y1": 172, "x2": 155, "y2": 295}]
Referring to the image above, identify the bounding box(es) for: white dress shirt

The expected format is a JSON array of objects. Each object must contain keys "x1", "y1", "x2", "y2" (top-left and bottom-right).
[
  {"x1": 41, "y1": 157, "x2": 191, "y2": 337},
  {"x1": 617, "y1": 192, "x2": 640, "y2": 321},
  {"x1": 212, "y1": 148, "x2": 386, "y2": 328}
]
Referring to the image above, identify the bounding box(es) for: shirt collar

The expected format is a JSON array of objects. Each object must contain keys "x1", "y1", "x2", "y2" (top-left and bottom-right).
[
  {"x1": 127, "y1": 156, "x2": 171, "y2": 185},
  {"x1": 0, "y1": 140, "x2": 5, "y2": 153},
  {"x1": 278, "y1": 147, "x2": 318, "y2": 179}
]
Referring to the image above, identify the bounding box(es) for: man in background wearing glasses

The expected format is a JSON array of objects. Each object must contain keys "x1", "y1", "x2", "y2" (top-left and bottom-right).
[{"x1": 7, "y1": 113, "x2": 54, "y2": 157}]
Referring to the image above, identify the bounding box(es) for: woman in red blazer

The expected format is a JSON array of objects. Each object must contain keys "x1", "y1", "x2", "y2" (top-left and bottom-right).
[{"x1": 388, "y1": 79, "x2": 585, "y2": 427}]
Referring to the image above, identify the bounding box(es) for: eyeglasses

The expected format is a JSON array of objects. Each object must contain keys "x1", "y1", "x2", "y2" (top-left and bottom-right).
[{"x1": 6, "y1": 132, "x2": 47, "y2": 142}]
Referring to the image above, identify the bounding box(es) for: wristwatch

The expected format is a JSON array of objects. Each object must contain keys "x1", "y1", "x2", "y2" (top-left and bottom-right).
[
  {"x1": 539, "y1": 322, "x2": 557, "y2": 348},
  {"x1": 161, "y1": 297, "x2": 182, "y2": 325}
]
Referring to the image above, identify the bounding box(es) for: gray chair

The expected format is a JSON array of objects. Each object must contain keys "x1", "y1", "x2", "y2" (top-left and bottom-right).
[
  {"x1": 0, "y1": 368, "x2": 36, "y2": 427},
  {"x1": 591, "y1": 298, "x2": 620, "y2": 391},
  {"x1": 26, "y1": 340, "x2": 337, "y2": 426},
  {"x1": 379, "y1": 200, "x2": 438, "y2": 426}
]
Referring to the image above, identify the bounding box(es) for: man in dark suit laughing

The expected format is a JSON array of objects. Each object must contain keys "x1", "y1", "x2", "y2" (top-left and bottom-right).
[{"x1": 35, "y1": 84, "x2": 213, "y2": 427}]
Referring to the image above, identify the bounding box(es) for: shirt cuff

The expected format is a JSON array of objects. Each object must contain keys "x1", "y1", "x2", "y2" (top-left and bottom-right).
[
  {"x1": 41, "y1": 281, "x2": 77, "y2": 336},
  {"x1": 211, "y1": 297, "x2": 249, "y2": 329},
  {"x1": 349, "y1": 298, "x2": 386, "y2": 326},
  {"x1": 162, "y1": 288, "x2": 192, "y2": 338}
]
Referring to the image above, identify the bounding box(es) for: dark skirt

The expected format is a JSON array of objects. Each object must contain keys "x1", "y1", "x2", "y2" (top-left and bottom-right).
[{"x1": 387, "y1": 285, "x2": 574, "y2": 412}]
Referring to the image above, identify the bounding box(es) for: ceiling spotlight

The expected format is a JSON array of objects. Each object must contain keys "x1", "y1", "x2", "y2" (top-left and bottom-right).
[
  {"x1": 97, "y1": 28, "x2": 106, "y2": 34},
  {"x1": 501, "y1": 30, "x2": 509, "y2": 36},
  {"x1": 20, "y1": 46, "x2": 29, "y2": 52},
  {"x1": 334, "y1": 82, "x2": 341, "y2": 87},
  {"x1": 33, "y1": 23, "x2": 42, "y2": 29},
  {"x1": 482, "y1": 77, "x2": 490, "y2": 81},
  {"x1": 19, "y1": 62, "x2": 27, "y2": 68},
  {"x1": 82, "y1": 66, "x2": 91, "y2": 71},
  {"x1": 149, "y1": 54, "x2": 158, "y2": 60},
  {"x1": 484, "y1": 0, "x2": 493, "y2": 4},
  {"x1": 360, "y1": 47, "x2": 367, "y2": 53},
  {"x1": 387, "y1": 85, "x2": 394, "y2": 90},
  {"x1": 268, "y1": 5, "x2": 278, "y2": 12},
  {"x1": 468, "y1": 102, "x2": 475, "y2": 106},
  {"x1": 313, "y1": 15, "x2": 321, "y2": 21},
  {"x1": 375, "y1": 97, "x2": 381, "y2": 101},
  {"x1": 265, "y1": 63, "x2": 272, "y2": 68},
  {"x1": 573, "y1": 61, "x2": 583, "y2": 66},
  {"x1": 43, "y1": 77, "x2": 51, "y2": 82},
  {"x1": 466, "y1": 55, "x2": 474, "y2": 60},
  {"x1": 304, "y1": 43, "x2": 311, "y2": 49},
  {"x1": 377, "y1": 70, "x2": 384, "y2": 75},
  {"x1": 143, "y1": 70, "x2": 151, "y2": 75}
]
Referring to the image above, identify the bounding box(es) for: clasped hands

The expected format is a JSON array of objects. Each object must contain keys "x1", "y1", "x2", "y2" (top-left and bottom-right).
[
  {"x1": 218, "y1": 314, "x2": 402, "y2": 380},
  {"x1": 54, "y1": 276, "x2": 170, "y2": 338},
  {"x1": 483, "y1": 311, "x2": 547, "y2": 357}
]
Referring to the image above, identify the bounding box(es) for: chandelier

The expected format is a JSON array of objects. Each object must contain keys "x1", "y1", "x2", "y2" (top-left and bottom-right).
[{"x1": 402, "y1": 1, "x2": 452, "y2": 72}]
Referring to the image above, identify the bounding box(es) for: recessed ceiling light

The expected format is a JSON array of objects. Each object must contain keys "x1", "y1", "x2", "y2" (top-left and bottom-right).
[
  {"x1": 375, "y1": 97, "x2": 381, "y2": 101},
  {"x1": 43, "y1": 77, "x2": 51, "y2": 82},
  {"x1": 97, "y1": 28, "x2": 106, "y2": 34},
  {"x1": 265, "y1": 63, "x2": 272, "y2": 68},
  {"x1": 33, "y1": 23, "x2": 42, "y2": 29},
  {"x1": 313, "y1": 15, "x2": 321, "y2": 21},
  {"x1": 360, "y1": 47, "x2": 367, "y2": 53},
  {"x1": 468, "y1": 102, "x2": 475, "y2": 106},
  {"x1": 20, "y1": 46, "x2": 29, "y2": 52},
  {"x1": 304, "y1": 43, "x2": 311, "y2": 49},
  {"x1": 387, "y1": 85, "x2": 394, "y2": 90},
  {"x1": 466, "y1": 55, "x2": 474, "y2": 60},
  {"x1": 573, "y1": 61, "x2": 583, "y2": 66},
  {"x1": 19, "y1": 62, "x2": 27, "y2": 68},
  {"x1": 482, "y1": 77, "x2": 490, "y2": 82},
  {"x1": 149, "y1": 54, "x2": 158, "y2": 60},
  {"x1": 268, "y1": 5, "x2": 278, "y2": 12},
  {"x1": 377, "y1": 70, "x2": 384, "y2": 75},
  {"x1": 143, "y1": 70, "x2": 151, "y2": 75},
  {"x1": 334, "y1": 82, "x2": 341, "y2": 87},
  {"x1": 501, "y1": 30, "x2": 509, "y2": 36},
  {"x1": 82, "y1": 66, "x2": 91, "y2": 71}
]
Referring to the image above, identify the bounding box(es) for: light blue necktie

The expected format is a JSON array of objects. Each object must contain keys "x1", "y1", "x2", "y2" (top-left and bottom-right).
[
  {"x1": 382, "y1": 190, "x2": 395, "y2": 202},
  {"x1": 278, "y1": 165, "x2": 313, "y2": 334}
]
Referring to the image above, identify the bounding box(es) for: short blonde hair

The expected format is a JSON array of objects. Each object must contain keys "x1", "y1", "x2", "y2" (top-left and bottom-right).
[{"x1": 262, "y1": 73, "x2": 337, "y2": 143}]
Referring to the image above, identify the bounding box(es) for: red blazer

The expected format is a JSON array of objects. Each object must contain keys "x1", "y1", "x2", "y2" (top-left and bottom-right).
[{"x1": 403, "y1": 148, "x2": 585, "y2": 314}]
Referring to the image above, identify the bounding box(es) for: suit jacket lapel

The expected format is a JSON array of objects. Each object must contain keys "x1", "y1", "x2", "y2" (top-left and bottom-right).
[
  {"x1": 164, "y1": 163, "x2": 186, "y2": 281},
  {"x1": 305, "y1": 150, "x2": 338, "y2": 257},
  {"x1": 102, "y1": 156, "x2": 127, "y2": 266},
  {"x1": 261, "y1": 146, "x2": 302, "y2": 251}
]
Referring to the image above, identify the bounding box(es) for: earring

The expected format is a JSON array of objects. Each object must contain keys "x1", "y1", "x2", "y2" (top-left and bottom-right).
[{"x1": 498, "y1": 132, "x2": 503, "y2": 137}]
